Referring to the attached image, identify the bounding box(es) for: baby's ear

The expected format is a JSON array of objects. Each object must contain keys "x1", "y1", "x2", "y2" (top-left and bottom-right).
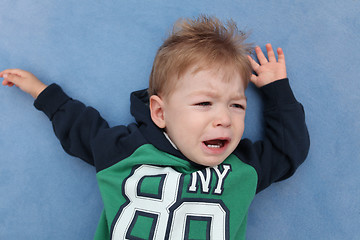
[{"x1": 149, "y1": 95, "x2": 166, "y2": 129}]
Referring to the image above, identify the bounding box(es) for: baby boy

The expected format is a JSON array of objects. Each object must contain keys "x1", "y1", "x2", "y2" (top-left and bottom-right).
[{"x1": 1, "y1": 16, "x2": 309, "y2": 240}]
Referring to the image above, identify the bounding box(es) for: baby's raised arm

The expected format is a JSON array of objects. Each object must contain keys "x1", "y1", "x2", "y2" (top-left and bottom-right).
[
  {"x1": 248, "y1": 43, "x2": 287, "y2": 87},
  {"x1": 0, "y1": 69, "x2": 47, "y2": 99},
  {"x1": 1, "y1": 68, "x2": 113, "y2": 166},
  {"x1": 244, "y1": 44, "x2": 310, "y2": 192}
]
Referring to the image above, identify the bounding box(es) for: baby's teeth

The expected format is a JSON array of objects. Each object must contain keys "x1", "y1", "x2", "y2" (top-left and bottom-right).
[{"x1": 207, "y1": 144, "x2": 220, "y2": 148}]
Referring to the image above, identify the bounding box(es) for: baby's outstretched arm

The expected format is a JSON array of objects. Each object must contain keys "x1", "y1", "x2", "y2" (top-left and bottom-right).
[
  {"x1": 246, "y1": 44, "x2": 310, "y2": 192},
  {"x1": 248, "y1": 43, "x2": 287, "y2": 87},
  {"x1": 2, "y1": 68, "x2": 111, "y2": 166},
  {"x1": 0, "y1": 69, "x2": 47, "y2": 99}
]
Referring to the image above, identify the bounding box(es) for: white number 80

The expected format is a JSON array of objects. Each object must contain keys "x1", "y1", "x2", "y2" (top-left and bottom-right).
[{"x1": 112, "y1": 165, "x2": 228, "y2": 240}]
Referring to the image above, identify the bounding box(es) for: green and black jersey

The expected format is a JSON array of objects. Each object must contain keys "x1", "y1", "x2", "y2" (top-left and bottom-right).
[{"x1": 34, "y1": 78, "x2": 309, "y2": 240}]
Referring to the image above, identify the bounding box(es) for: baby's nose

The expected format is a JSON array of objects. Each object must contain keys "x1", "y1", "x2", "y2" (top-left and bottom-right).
[{"x1": 213, "y1": 109, "x2": 231, "y2": 127}]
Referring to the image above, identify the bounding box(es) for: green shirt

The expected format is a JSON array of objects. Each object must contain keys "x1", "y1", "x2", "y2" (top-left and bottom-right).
[{"x1": 95, "y1": 144, "x2": 257, "y2": 240}]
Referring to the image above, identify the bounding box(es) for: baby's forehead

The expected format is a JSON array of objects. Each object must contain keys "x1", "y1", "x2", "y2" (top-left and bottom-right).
[
  {"x1": 167, "y1": 65, "x2": 245, "y2": 95},
  {"x1": 161, "y1": 62, "x2": 248, "y2": 99},
  {"x1": 177, "y1": 63, "x2": 246, "y2": 86}
]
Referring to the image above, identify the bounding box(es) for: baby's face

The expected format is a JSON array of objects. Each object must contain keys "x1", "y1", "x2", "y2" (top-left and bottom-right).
[{"x1": 160, "y1": 66, "x2": 246, "y2": 166}]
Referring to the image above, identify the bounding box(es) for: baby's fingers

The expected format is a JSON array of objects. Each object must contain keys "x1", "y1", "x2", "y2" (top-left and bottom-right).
[
  {"x1": 0, "y1": 69, "x2": 25, "y2": 77},
  {"x1": 277, "y1": 48, "x2": 285, "y2": 63},
  {"x1": 247, "y1": 55, "x2": 260, "y2": 73},
  {"x1": 266, "y1": 44, "x2": 277, "y2": 62},
  {"x1": 2, "y1": 73, "x2": 22, "y2": 86},
  {"x1": 2, "y1": 79, "x2": 14, "y2": 87},
  {"x1": 254, "y1": 46, "x2": 268, "y2": 65}
]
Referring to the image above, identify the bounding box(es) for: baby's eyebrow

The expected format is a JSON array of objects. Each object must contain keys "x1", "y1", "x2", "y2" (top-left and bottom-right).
[
  {"x1": 189, "y1": 90, "x2": 217, "y2": 97},
  {"x1": 232, "y1": 94, "x2": 247, "y2": 101},
  {"x1": 189, "y1": 90, "x2": 246, "y2": 101},
  {"x1": 187, "y1": 90, "x2": 219, "y2": 99}
]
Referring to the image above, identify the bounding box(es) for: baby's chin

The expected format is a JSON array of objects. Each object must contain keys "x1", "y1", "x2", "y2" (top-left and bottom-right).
[{"x1": 191, "y1": 156, "x2": 228, "y2": 167}]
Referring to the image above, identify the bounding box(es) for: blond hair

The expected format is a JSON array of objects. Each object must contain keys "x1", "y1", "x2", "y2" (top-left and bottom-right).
[{"x1": 148, "y1": 15, "x2": 252, "y2": 97}]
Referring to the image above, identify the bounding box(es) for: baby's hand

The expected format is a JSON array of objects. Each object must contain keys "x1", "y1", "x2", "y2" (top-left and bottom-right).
[
  {"x1": 0, "y1": 69, "x2": 47, "y2": 99},
  {"x1": 248, "y1": 43, "x2": 287, "y2": 88}
]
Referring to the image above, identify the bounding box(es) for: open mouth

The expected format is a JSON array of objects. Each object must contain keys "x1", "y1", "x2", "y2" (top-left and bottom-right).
[{"x1": 203, "y1": 139, "x2": 229, "y2": 149}]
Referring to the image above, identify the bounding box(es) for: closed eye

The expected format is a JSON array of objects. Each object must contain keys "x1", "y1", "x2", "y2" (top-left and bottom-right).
[
  {"x1": 231, "y1": 104, "x2": 246, "y2": 110},
  {"x1": 195, "y1": 102, "x2": 212, "y2": 106}
]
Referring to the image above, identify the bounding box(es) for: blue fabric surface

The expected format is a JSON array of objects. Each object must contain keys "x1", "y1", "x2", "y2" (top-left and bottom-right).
[{"x1": 0, "y1": 1, "x2": 359, "y2": 239}]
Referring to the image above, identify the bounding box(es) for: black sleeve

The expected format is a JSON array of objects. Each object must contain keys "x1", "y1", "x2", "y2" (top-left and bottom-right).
[
  {"x1": 236, "y1": 78, "x2": 310, "y2": 193},
  {"x1": 34, "y1": 84, "x2": 112, "y2": 166}
]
